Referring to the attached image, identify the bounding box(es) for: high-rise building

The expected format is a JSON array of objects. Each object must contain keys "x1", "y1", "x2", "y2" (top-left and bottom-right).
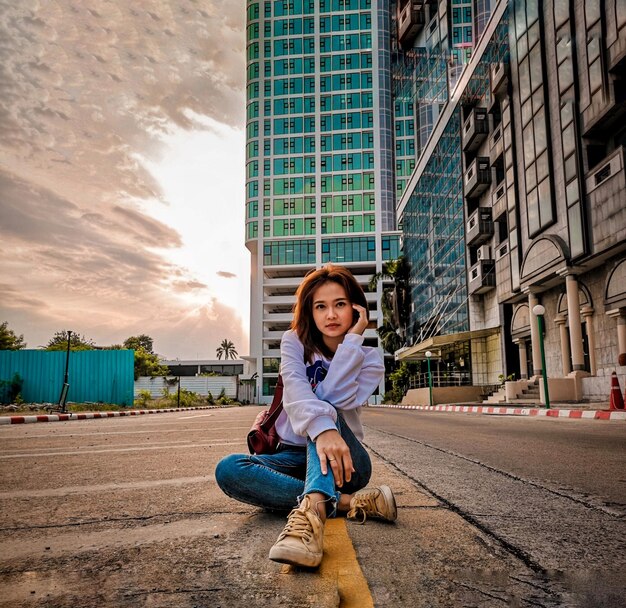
[
  {"x1": 244, "y1": 0, "x2": 400, "y2": 402},
  {"x1": 245, "y1": 0, "x2": 626, "y2": 404},
  {"x1": 397, "y1": 1, "x2": 626, "y2": 403}
]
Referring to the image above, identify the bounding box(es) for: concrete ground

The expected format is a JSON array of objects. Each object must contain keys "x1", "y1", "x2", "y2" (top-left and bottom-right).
[{"x1": 0, "y1": 406, "x2": 622, "y2": 607}]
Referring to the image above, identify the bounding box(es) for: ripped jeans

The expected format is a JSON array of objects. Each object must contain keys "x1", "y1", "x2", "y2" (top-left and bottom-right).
[{"x1": 215, "y1": 413, "x2": 371, "y2": 517}]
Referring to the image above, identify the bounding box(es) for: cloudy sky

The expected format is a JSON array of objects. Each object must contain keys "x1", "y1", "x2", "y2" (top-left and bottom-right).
[{"x1": 0, "y1": 0, "x2": 250, "y2": 359}]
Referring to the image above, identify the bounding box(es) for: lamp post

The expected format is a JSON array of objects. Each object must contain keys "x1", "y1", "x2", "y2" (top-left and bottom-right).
[
  {"x1": 532, "y1": 304, "x2": 550, "y2": 409},
  {"x1": 425, "y1": 350, "x2": 433, "y2": 407}
]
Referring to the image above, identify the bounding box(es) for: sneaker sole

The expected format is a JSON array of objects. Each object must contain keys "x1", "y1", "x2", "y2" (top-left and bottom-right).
[
  {"x1": 378, "y1": 485, "x2": 397, "y2": 522},
  {"x1": 269, "y1": 545, "x2": 323, "y2": 568}
]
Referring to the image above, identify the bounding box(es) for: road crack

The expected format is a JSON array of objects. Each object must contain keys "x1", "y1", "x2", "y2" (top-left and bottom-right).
[
  {"x1": 365, "y1": 426, "x2": 624, "y2": 518},
  {"x1": 0, "y1": 509, "x2": 251, "y2": 532},
  {"x1": 364, "y1": 442, "x2": 547, "y2": 574}
]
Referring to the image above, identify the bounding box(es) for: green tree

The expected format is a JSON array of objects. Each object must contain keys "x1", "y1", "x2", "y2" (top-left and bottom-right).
[
  {"x1": 132, "y1": 348, "x2": 168, "y2": 381},
  {"x1": 216, "y1": 339, "x2": 238, "y2": 360},
  {"x1": 123, "y1": 334, "x2": 154, "y2": 354},
  {"x1": 0, "y1": 321, "x2": 26, "y2": 350},
  {"x1": 369, "y1": 256, "x2": 411, "y2": 355},
  {"x1": 44, "y1": 331, "x2": 95, "y2": 351}
]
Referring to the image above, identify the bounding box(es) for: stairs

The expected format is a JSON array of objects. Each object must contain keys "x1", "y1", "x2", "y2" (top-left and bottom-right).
[
  {"x1": 483, "y1": 386, "x2": 506, "y2": 404},
  {"x1": 508, "y1": 379, "x2": 540, "y2": 404},
  {"x1": 481, "y1": 379, "x2": 540, "y2": 405}
]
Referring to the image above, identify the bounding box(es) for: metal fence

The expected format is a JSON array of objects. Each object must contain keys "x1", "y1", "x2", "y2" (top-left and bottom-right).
[
  {"x1": 0, "y1": 350, "x2": 135, "y2": 405},
  {"x1": 134, "y1": 376, "x2": 239, "y2": 399}
]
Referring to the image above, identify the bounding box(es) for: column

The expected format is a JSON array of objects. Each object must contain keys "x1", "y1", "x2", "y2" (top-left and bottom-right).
[
  {"x1": 580, "y1": 306, "x2": 596, "y2": 375},
  {"x1": 528, "y1": 291, "x2": 542, "y2": 377},
  {"x1": 607, "y1": 309, "x2": 626, "y2": 366},
  {"x1": 619, "y1": 315, "x2": 626, "y2": 366},
  {"x1": 565, "y1": 274, "x2": 585, "y2": 371},
  {"x1": 555, "y1": 315, "x2": 572, "y2": 376},
  {"x1": 515, "y1": 339, "x2": 528, "y2": 379}
]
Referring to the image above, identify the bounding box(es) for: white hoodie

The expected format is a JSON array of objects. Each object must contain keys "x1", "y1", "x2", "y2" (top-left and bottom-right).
[{"x1": 275, "y1": 329, "x2": 385, "y2": 446}]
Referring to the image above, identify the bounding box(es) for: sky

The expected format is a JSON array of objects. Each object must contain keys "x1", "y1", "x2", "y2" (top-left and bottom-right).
[{"x1": 0, "y1": 0, "x2": 250, "y2": 360}]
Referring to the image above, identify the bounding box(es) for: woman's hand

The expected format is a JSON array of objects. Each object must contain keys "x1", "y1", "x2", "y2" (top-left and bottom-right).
[
  {"x1": 315, "y1": 429, "x2": 354, "y2": 487},
  {"x1": 348, "y1": 304, "x2": 368, "y2": 336}
]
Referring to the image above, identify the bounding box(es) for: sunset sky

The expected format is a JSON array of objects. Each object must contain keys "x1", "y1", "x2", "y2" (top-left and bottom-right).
[{"x1": 0, "y1": 0, "x2": 250, "y2": 359}]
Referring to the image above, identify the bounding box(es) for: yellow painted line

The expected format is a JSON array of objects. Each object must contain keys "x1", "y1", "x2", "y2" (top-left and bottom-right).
[{"x1": 320, "y1": 518, "x2": 374, "y2": 608}]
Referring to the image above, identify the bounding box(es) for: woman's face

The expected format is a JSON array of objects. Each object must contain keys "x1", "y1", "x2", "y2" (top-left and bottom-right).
[{"x1": 311, "y1": 281, "x2": 354, "y2": 341}]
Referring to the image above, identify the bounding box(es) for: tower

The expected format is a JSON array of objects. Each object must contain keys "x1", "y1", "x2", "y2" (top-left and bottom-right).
[{"x1": 244, "y1": 0, "x2": 399, "y2": 402}]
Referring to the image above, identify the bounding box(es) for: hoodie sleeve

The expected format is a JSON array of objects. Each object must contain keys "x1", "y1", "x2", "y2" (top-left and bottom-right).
[
  {"x1": 280, "y1": 331, "x2": 338, "y2": 441},
  {"x1": 314, "y1": 333, "x2": 384, "y2": 410}
]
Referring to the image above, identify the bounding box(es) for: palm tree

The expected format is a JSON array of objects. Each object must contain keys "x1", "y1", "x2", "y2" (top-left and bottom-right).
[
  {"x1": 216, "y1": 339, "x2": 238, "y2": 360},
  {"x1": 369, "y1": 256, "x2": 411, "y2": 354}
]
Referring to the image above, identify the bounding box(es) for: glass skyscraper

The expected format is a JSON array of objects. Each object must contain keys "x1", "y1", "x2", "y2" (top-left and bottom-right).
[{"x1": 245, "y1": 0, "x2": 399, "y2": 401}]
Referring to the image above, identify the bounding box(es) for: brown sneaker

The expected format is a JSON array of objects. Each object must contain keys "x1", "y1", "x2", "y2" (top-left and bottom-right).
[
  {"x1": 347, "y1": 485, "x2": 397, "y2": 524},
  {"x1": 268, "y1": 495, "x2": 324, "y2": 567}
]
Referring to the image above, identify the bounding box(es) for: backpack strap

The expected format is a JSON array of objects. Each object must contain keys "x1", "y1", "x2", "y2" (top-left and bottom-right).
[{"x1": 260, "y1": 374, "x2": 283, "y2": 430}]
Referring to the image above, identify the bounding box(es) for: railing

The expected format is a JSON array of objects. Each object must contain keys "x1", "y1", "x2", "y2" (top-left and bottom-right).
[{"x1": 406, "y1": 371, "x2": 472, "y2": 389}]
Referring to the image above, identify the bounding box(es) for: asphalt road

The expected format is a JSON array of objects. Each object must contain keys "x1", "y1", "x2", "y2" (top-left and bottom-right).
[{"x1": 0, "y1": 407, "x2": 624, "y2": 607}]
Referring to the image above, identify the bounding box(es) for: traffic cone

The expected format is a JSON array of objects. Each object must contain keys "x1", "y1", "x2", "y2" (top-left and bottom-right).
[{"x1": 609, "y1": 372, "x2": 624, "y2": 410}]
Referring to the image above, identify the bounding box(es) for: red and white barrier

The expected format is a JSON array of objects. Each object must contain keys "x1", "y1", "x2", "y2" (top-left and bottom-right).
[
  {"x1": 369, "y1": 403, "x2": 626, "y2": 420},
  {"x1": 0, "y1": 406, "x2": 221, "y2": 425}
]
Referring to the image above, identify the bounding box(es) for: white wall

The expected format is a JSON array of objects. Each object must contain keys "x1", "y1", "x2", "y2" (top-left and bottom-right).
[{"x1": 134, "y1": 376, "x2": 238, "y2": 399}]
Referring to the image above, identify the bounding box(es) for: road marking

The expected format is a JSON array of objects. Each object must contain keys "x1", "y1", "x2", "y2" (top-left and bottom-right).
[
  {"x1": 0, "y1": 441, "x2": 242, "y2": 459},
  {"x1": 0, "y1": 427, "x2": 251, "y2": 439},
  {"x1": 178, "y1": 414, "x2": 215, "y2": 419},
  {"x1": 320, "y1": 518, "x2": 374, "y2": 608},
  {"x1": 0, "y1": 475, "x2": 216, "y2": 499}
]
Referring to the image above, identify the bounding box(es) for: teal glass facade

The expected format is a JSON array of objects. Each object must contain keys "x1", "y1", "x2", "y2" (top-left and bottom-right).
[
  {"x1": 402, "y1": 113, "x2": 469, "y2": 340},
  {"x1": 394, "y1": 1, "x2": 508, "y2": 344},
  {"x1": 245, "y1": 0, "x2": 395, "y2": 266}
]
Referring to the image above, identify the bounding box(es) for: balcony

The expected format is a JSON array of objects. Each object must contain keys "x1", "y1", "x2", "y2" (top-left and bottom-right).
[
  {"x1": 586, "y1": 146, "x2": 626, "y2": 252},
  {"x1": 462, "y1": 107, "x2": 489, "y2": 152},
  {"x1": 489, "y1": 123, "x2": 504, "y2": 164},
  {"x1": 468, "y1": 260, "x2": 496, "y2": 295},
  {"x1": 466, "y1": 207, "x2": 494, "y2": 247},
  {"x1": 491, "y1": 182, "x2": 507, "y2": 218},
  {"x1": 397, "y1": 1, "x2": 426, "y2": 49},
  {"x1": 490, "y1": 62, "x2": 508, "y2": 99},
  {"x1": 464, "y1": 157, "x2": 491, "y2": 199}
]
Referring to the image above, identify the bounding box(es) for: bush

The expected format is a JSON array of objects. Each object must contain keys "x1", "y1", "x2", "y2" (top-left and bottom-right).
[
  {"x1": 382, "y1": 388, "x2": 404, "y2": 404},
  {"x1": 165, "y1": 387, "x2": 201, "y2": 408},
  {"x1": 135, "y1": 389, "x2": 152, "y2": 407},
  {"x1": 0, "y1": 373, "x2": 24, "y2": 404}
]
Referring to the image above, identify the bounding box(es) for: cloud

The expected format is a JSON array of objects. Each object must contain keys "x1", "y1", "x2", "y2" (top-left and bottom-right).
[
  {"x1": 0, "y1": 1, "x2": 248, "y2": 358},
  {"x1": 217, "y1": 271, "x2": 237, "y2": 279}
]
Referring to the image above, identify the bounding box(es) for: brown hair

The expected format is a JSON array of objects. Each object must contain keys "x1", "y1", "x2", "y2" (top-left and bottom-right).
[{"x1": 291, "y1": 264, "x2": 368, "y2": 362}]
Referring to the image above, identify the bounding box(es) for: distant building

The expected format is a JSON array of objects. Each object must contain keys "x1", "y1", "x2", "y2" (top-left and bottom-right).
[{"x1": 163, "y1": 360, "x2": 246, "y2": 377}]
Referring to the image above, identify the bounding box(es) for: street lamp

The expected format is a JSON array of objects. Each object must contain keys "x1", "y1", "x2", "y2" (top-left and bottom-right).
[
  {"x1": 532, "y1": 304, "x2": 550, "y2": 409},
  {"x1": 425, "y1": 350, "x2": 433, "y2": 407}
]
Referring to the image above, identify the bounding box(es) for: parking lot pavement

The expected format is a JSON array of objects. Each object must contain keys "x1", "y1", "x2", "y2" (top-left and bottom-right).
[{"x1": 0, "y1": 406, "x2": 572, "y2": 607}]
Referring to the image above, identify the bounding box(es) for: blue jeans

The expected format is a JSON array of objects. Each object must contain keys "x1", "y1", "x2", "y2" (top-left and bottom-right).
[{"x1": 215, "y1": 413, "x2": 371, "y2": 516}]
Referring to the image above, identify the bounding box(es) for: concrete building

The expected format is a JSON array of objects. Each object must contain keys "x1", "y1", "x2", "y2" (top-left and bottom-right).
[
  {"x1": 244, "y1": 0, "x2": 401, "y2": 402},
  {"x1": 243, "y1": 0, "x2": 626, "y2": 405},
  {"x1": 397, "y1": 1, "x2": 626, "y2": 404}
]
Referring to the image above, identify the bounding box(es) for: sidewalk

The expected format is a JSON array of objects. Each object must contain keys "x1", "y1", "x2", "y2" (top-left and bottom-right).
[
  {"x1": 2, "y1": 402, "x2": 625, "y2": 425},
  {"x1": 0, "y1": 405, "x2": 222, "y2": 425},
  {"x1": 369, "y1": 402, "x2": 626, "y2": 420}
]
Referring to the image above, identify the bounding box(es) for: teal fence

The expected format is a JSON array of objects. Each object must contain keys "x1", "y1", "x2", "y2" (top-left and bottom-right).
[{"x1": 0, "y1": 350, "x2": 134, "y2": 406}]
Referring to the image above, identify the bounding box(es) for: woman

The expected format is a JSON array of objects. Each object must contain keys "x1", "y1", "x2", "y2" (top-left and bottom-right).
[{"x1": 215, "y1": 264, "x2": 396, "y2": 568}]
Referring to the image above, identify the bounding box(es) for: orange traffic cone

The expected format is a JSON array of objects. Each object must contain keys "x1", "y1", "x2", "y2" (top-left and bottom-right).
[{"x1": 609, "y1": 372, "x2": 625, "y2": 410}]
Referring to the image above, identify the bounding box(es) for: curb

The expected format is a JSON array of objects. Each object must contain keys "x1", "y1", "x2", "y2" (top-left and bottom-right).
[
  {"x1": 369, "y1": 403, "x2": 626, "y2": 421},
  {"x1": 0, "y1": 405, "x2": 223, "y2": 425}
]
